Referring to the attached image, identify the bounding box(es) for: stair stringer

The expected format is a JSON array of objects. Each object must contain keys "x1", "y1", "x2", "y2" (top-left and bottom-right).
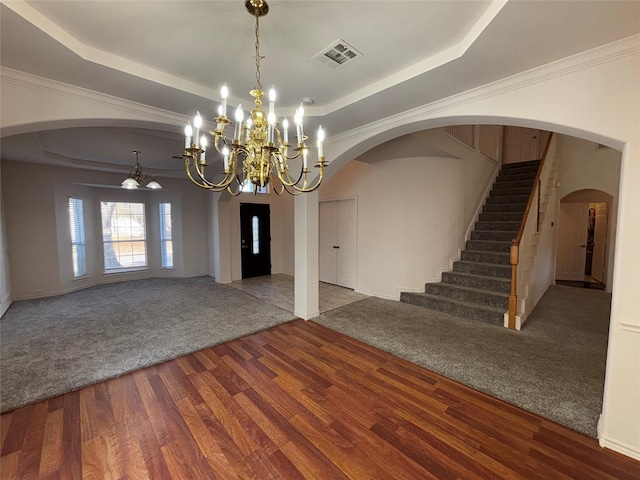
[{"x1": 503, "y1": 138, "x2": 560, "y2": 329}]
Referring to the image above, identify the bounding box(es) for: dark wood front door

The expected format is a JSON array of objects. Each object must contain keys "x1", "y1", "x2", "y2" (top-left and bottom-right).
[{"x1": 240, "y1": 203, "x2": 271, "y2": 279}]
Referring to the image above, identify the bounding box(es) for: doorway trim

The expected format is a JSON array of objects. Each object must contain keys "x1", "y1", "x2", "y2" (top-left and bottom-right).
[{"x1": 556, "y1": 189, "x2": 614, "y2": 291}]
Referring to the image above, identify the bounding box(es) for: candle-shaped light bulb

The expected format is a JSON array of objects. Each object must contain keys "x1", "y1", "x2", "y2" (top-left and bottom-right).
[
  {"x1": 234, "y1": 105, "x2": 244, "y2": 140},
  {"x1": 317, "y1": 125, "x2": 325, "y2": 158},
  {"x1": 282, "y1": 117, "x2": 289, "y2": 143},
  {"x1": 268, "y1": 87, "x2": 276, "y2": 116},
  {"x1": 222, "y1": 146, "x2": 230, "y2": 172},
  {"x1": 193, "y1": 111, "x2": 202, "y2": 146},
  {"x1": 298, "y1": 105, "x2": 305, "y2": 138},
  {"x1": 184, "y1": 122, "x2": 193, "y2": 148},
  {"x1": 294, "y1": 109, "x2": 303, "y2": 143},
  {"x1": 220, "y1": 84, "x2": 228, "y2": 116},
  {"x1": 234, "y1": 105, "x2": 244, "y2": 122}
]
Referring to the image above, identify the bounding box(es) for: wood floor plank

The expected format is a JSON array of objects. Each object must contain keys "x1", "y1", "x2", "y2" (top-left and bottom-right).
[
  {"x1": 2, "y1": 319, "x2": 639, "y2": 479},
  {"x1": 38, "y1": 408, "x2": 63, "y2": 478}
]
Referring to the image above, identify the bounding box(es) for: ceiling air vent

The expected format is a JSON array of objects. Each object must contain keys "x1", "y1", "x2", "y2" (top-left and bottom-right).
[{"x1": 313, "y1": 39, "x2": 363, "y2": 69}]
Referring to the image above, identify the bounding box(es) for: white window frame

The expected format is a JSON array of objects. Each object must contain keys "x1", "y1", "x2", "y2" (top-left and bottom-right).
[{"x1": 101, "y1": 201, "x2": 148, "y2": 272}]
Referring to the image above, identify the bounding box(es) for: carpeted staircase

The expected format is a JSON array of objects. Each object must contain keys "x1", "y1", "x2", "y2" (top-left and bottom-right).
[{"x1": 400, "y1": 160, "x2": 541, "y2": 325}]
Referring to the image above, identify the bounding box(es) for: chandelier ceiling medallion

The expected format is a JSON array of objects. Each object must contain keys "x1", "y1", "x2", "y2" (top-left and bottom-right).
[
  {"x1": 121, "y1": 150, "x2": 162, "y2": 190},
  {"x1": 180, "y1": 0, "x2": 326, "y2": 195}
]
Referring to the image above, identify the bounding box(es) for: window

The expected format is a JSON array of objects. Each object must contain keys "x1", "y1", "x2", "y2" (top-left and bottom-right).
[
  {"x1": 68, "y1": 198, "x2": 86, "y2": 277},
  {"x1": 159, "y1": 203, "x2": 173, "y2": 268},
  {"x1": 101, "y1": 201, "x2": 147, "y2": 271},
  {"x1": 252, "y1": 215, "x2": 260, "y2": 254},
  {"x1": 241, "y1": 181, "x2": 269, "y2": 194}
]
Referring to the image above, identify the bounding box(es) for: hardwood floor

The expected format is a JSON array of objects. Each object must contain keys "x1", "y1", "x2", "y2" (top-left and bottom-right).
[{"x1": 1, "y1": 320, "x2": 639, "y2": 479}]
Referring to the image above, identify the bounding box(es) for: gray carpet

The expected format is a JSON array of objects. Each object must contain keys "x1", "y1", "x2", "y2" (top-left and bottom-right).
[
  {"x1": 315, "y1": 285, "x2": 610, "y2": 438},
  {"x1": 0, "y1": 277, "x2": 295, "y2": 413}
]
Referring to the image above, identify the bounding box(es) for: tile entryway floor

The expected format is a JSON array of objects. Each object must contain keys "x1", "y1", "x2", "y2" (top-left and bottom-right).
[{"x1": 228, "y1": 273, "x2": 368, "y2": 314}]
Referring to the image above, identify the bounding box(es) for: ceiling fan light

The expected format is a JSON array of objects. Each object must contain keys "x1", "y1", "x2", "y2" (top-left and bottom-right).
[
  {"x1": 146, "y1": 178, "x2": 162, "y2": 189},
  {"x1": 121, "y1": 176, "x2": 139, "y2": 189}
]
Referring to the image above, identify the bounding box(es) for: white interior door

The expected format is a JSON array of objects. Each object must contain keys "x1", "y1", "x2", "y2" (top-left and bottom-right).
[
  {"x1": 591, "y1": 202, "x2": 608, "y2": 283},
  {"x1": 556, "y1": 202, "x2": 589, "y2": 281},
  {"x1": 336, "y1": 200, "x2": 356, "y2": 289},
  {"x1": 319, "y1": 199, "x2": 356, "y2": 288},
  {"x1": 319, "y1": 202, "x2": 337, "y2": 284}
]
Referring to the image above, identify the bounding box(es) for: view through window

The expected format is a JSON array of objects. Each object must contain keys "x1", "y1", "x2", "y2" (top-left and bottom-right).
[
  {"x1": 159, "y1": 203, "x2": 173, "y2": 268},
  {"x1": 101, "y1": 201, "x2": 147, "y2": 270},
  {"x1": 68, "y1": 198, "x2": 86, "y2": 277}
]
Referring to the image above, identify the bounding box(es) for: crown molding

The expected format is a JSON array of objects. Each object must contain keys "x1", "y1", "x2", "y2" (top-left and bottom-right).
[
  {"x1": 330, "y1": 34, "x2": 640, "y2": 150},
  {"x1": 1, "y1": 67, "x2": 188, "y2": 127}
]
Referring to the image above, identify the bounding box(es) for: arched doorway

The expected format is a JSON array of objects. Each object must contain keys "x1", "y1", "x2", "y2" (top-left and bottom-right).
[{"x1": 557, "y1": 189, "x2": 614, "y2": 289}]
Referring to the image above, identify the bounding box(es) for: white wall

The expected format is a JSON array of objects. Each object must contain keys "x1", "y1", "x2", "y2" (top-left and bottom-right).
[
  {"x1": 555, "y1": 135, "x2": 621, "y2": 290},
  {"x1": 2, "y1": 160, "x2": 210, "y2": 299},
  {"x1": 319, "y1": 129, "x2": 497, "y2": 299}
]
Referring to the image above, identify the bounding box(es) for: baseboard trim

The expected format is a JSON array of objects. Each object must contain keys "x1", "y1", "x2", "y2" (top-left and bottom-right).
[
  {"x1": 598, "y1": 434, "x2": 640, "y2": 462},
  {"x1": 11, "y1": 273, "x2": 210, "y2": 301},
  {"x1": 295, "y1": 310, "x2": 320, "y2": 321}
]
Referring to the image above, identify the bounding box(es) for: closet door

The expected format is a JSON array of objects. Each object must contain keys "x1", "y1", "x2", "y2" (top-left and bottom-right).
[
  {"x1": 319, "y1": 202, "x2": 337, "y2": 284},
  {"x1": 319, "y1": 200, "x2": 356, "y2": 288}
]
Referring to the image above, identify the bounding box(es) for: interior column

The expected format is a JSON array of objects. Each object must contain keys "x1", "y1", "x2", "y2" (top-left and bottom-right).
[
  {"x1": 294, "y1": 191, "x2": 320, "y2": 320},
  {"x1": 210, "y1": 192, "x2": 232, "y2": 283}
]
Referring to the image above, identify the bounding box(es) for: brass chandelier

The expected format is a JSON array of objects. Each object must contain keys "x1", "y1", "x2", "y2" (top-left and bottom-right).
[{"x1": 180, "y1": 0, "x2": 326, "y2": 195}]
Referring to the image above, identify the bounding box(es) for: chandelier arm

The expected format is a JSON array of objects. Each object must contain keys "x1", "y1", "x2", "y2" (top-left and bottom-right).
[
  {"x1": 288, "y1": 161, "x2": 326, "y2": 193},
  {"x1": 184, "y1": 157, "x2": 221, "y2": 190},
  {"x1": 269, "y1": 175, "x2": 285, "y2": 195},
  {"x1": 184, "y1": 155, "x2": 235, "y2": 191}
]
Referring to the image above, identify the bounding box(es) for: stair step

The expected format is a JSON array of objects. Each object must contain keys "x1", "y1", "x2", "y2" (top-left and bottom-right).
[
  {"x1": 475, "y1": 221, "x2": 520, "y2": 231},
  {"x1": 490, "y1": 187, "x2": 533, "y2": 197},
  {"x1": 483, "y1": 203, "x2": 527, "y2": 213},
  {"x1": 399, "y1": 292, "x2": 504, "y2": 326},
  {"x1": 495, "y1": 172, "x2": 539, "y2": 183},
  {"x1": 453, "y1": 260, "x2": 512, "y2": 278},
  {"x1": 461, "y1": 250, "x2": 510, "y2": 265},
  {"x1": 466, "y1": 239, "x2": 511, "y2": 253},
  {"x1": 500, "y1": 160, "x2": 541, "y2": 172},
  {"x1": 478, "y1": 211, "x2": 524, "y2": 222},
  {"x1": 492, "y1": 179, "x2": 536, "y2": 189},
  {"x1": 423, "y1": 283, "x2": 509, "y2": 309},
  {"x1": 470, "y1": 230, "x2": 517, "y2": 242},
  {"x1": 441, "y1": 271, "x2": 511, "y2": 294},
  {"x1": 486, "y1": 195, "x2": 530, "y2": 205}
]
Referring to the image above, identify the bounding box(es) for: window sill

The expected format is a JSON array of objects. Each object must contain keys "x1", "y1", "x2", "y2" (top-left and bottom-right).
[
  {"x1": 72, "y1": 275, "x2": 89, "y2": 281},
  {"x1": 104, "y1": 267, "x2": 149, "y2": 275}
]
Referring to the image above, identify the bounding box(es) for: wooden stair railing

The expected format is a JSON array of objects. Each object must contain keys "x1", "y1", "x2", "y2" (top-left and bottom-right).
[{"x1": 508, "y1": 133, "x2": 554, "y2": 329}]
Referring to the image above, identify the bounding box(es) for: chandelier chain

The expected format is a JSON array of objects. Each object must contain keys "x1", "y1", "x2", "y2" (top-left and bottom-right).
[{"x1": 254, "y1": 14, "x2": 264, "y2": 91}]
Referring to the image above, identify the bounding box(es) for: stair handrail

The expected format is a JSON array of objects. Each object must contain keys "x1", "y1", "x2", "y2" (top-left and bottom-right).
[{"x1": 508, "y1": 133, "x2": 554, "y2": 329}]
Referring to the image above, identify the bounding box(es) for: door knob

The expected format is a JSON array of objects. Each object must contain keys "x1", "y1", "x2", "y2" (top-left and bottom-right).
[{"x1": 579, "y1": 244, "x2": 586, "y2": 248}]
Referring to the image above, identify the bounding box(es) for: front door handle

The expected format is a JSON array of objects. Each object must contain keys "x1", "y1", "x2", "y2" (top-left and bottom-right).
[{"x1": 333, "y1": 246, "x2": 340, "y2": 249}]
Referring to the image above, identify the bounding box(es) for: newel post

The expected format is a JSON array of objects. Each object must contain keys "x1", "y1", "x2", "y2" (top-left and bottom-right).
[{"x1": 508, "y1": 241, "x2": 519, "y2": 329}]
